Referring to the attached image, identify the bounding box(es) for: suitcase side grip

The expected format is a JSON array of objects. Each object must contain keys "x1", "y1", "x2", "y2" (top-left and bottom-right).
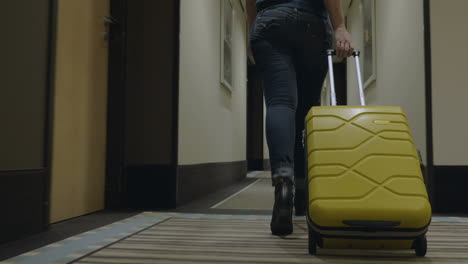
[{"x1": 342, "y1": 220, "x2": 401, "y2": 229}]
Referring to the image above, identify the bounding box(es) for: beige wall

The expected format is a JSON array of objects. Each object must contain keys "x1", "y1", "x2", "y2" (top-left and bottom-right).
[
  {"x1": 50, "y1": 0, "x2": 109, "y2": 223},
  {"x1": 178, "y1": 0, "x2": 247, "y2": 165},
  {"x1": 431, "y1": 0, "x2": 468, "y2": 166},
  {"x1": 346, "y1": 0, "x2": 427, "y2": 163}
]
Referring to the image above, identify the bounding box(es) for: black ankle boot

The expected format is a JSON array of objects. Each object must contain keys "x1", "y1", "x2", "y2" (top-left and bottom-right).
[{"x1": 271, "y1": 174, "x2": 294, "y2": 236}]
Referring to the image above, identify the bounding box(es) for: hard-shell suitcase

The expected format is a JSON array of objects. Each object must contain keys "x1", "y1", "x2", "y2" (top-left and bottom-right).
[{"x1": 304, "y1": 50, "x2": 432, "y2": 256}]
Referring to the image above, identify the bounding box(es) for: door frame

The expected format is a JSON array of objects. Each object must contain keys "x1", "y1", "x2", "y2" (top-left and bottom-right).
[
  {"x1": 105, "y1": 0, "x2": 181, "y2": 209},
  {"x1": 246, "y1": 62, "x2": 265, "y2": 171},
  {"x1": 104, "y1": 0, "x2": 129, "y2": 209},
  {"x1": 43, "y1": 0, "x2": 58, "y2": 232}
]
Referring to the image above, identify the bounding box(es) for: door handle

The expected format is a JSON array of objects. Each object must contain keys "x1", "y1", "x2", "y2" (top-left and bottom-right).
[{"x1": 103, "y1": 16, "x2": 120, "y2": 40}]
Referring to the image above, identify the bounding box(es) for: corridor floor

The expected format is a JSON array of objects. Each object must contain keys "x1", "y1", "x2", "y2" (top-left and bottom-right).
[{"x1": 1, "y1": 171, "x2": 468, "y2": 264}]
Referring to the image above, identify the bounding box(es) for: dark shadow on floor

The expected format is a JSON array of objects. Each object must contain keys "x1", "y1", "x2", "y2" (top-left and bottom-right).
[{"x1": 0, "y1": 210, "x2": 141, "y2": 261}]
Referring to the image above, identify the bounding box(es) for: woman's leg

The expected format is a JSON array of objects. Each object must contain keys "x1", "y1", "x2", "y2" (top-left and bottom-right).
[
  {"x1": 251, "y1": 40, "x2": 297, "y2": 182},
  {"x1": 251, "y1": 39, "x2": 297, "y2": 236}
]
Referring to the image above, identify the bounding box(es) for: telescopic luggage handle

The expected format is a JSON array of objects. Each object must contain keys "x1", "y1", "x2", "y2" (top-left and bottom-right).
[{"x1": 326, "y1": 49, "x2": 365, "y2": 106}]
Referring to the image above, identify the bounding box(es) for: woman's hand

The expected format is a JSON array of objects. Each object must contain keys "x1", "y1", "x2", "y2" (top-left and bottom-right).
[
  {"x1": 325, "y1": 0, "x2": 354, "y2": 57},
  {"x1": 335, "y1": 25, "x2": 354, "y2": 57}
]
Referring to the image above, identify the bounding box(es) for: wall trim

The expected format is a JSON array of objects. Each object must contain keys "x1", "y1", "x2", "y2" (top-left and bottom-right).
[
  {"x1": 125, "y1": 165, "x2": 176, "y2": 209},
  {"x1": 177, "y1": 161, "x2": 247, "y2": 206},
  {"x1": 0, "y1": 170, "x2": 48, "y2": 244},
  {"x1": 433, "y1": 166, "x2": 468, "y2": 214}
]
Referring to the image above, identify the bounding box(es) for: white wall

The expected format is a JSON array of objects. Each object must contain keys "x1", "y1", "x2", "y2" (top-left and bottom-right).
[
  {"x1": 179, "y1": 0, "x2": 247, "y2": 165},
  {"x1": 431, "y1": 0, "x2": 468, "y2": 166},
  {"x1": 346, "y1": 0, "x2": 427, "y2": 163}
]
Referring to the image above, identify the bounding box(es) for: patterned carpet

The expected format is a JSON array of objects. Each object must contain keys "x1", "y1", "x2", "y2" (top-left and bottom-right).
[{"x1": 71, "y1": 214, "x2": 468, "y2": 264}]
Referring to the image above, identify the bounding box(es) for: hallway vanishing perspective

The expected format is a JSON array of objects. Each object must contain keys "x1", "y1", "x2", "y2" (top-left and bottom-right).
[
  {"x1": 2, "y1": 172, "x2": 468, "y2": 263},
  {"x1": 2, "y1": 0, "x2": 468, "y2": 263}
]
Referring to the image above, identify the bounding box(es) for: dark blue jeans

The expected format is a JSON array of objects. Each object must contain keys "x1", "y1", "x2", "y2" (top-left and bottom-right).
[{"x1": 250, "y1": 6, "x2": 330, "y2": 183}]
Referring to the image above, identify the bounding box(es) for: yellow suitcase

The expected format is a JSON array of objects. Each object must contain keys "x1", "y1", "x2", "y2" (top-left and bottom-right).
[{"x1": 305, "y1": 50, "x2": 432, "y2": 256}]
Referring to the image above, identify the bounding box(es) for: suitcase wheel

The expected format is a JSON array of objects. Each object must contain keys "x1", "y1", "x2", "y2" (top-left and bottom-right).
[
  {"x1": 308, "y1": 230, "x2": 318, "y2": 255},
  {"x1": 413, "y1": 235, "x2": 427, "y2": 257}
]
